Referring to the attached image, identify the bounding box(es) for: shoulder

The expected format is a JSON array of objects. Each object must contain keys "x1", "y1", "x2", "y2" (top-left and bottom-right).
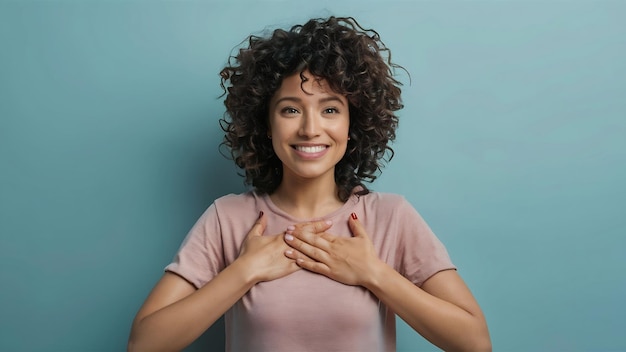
[
  {"x1": 356, "y1": 191, "x2": 428, "y2": 226},
  {"x1": 357, "y1": 191, "x2": 413, "y2": 212},
  {"x1": 211, "y1": 191, "x2": 264, "y2": 221},
  {"x1": 213, "y1": 191, "x2": 257, "y2": 208}
]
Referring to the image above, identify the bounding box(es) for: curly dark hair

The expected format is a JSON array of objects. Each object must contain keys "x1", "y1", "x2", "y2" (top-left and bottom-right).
[{"x1": 219, "y1": 16, "x2": 404, "y2": 202}]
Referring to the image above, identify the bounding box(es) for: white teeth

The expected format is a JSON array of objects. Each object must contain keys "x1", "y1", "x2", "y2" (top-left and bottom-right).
[{"x1": 295, "y1": 145, "x2": 326, "y2": 153}]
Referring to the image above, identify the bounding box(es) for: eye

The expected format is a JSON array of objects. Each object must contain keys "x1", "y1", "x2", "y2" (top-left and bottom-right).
[
  {"x1": 323, "y1": 107, "x2": 339, "y2": 114},
  {"x1": 281, "y1": 107, "x2": 299, "y2": 114}
]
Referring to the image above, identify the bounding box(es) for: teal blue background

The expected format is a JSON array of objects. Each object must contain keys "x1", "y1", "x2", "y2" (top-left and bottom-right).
[{"x1": 1, "y1": 1, "x2": 625, "y2": 351}]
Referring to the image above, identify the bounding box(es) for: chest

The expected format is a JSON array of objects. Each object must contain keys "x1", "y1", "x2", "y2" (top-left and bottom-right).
[{"x1": 227, "y1": 270, "x2": 386, "y2": 350}]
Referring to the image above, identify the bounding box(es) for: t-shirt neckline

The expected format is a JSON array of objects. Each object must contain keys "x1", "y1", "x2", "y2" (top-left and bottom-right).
[{"x1": 259, "y1": 191, "x2": 362, "y2": 223}]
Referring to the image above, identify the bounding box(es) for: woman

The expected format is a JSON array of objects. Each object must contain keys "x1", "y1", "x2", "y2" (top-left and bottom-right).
[{"x1": 128, "y1": 16, "x2": 491, "y2": 352}]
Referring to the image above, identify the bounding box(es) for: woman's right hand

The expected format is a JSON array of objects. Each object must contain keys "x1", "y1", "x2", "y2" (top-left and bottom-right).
[
  {"x1": 129, "y1": 211, "x2": 334, "y2": 352},
  {"x1": 236, "y1": 211, "x2": 301, "y2": 283}
]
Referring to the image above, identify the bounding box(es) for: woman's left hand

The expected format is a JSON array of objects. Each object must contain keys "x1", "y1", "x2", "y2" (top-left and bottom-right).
[{"x1": 283, "y1": 213, "x2": 383, "y2": 286}]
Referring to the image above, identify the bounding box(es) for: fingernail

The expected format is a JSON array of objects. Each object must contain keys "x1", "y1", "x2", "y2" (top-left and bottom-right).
[
  {"x1": 285, "y1": 249, "x2": 293, "y2": 255},
  {"x1": 258, "y1": 211, "x2": 264, "y2": 219},
  {"x1": 351, "y1": 212, "x2": 358, "y2": 220},
  {"x1": 285, "y1": 234, "x2": 294, "y2": 241},
  {"x1": 287, "y1": 225, "x2": 295, "y2": 231},
  {"x1": 325, "y1": 220, "x2": 332, "y2": 225}
]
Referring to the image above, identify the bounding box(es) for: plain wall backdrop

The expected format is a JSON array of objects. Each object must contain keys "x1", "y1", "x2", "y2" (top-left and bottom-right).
[{"x1": 1, "y1": 0, "x2": 625, "y2": 351}]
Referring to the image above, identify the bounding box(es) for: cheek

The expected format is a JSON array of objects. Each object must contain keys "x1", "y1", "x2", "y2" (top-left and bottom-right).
[
  {"x1": 272, "y1": 138, "x2": 283, "y2": 152},
  {"x1": 337, "y1": 119, "x2": 351, "y2": 142}
]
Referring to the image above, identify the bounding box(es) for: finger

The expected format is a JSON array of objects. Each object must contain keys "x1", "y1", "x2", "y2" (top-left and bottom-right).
[
  {"x1": 318, "y1": 231, "x2": 337, "y2": 243},
  {"x1": 284, "y1": 248, "x2": 314, "y2": 262},
  {"x1": 294, "y1": 219, "x2": 333, "y2": 234},
  {"x1": 286, "y1": 225, "x2": 333, "y2": 250},
  {"x1": 249, "y1": 211, "x2": 267, "y2": 237},
  {"x1": 348, "y1": 212, "x2": 368, "y2": 238},
  {"x1": 295, "y1": 258, "x2": 331, "y2": 276},
  {"x1": 284, "y1": 232, "x2": 330, "y2": 262}
]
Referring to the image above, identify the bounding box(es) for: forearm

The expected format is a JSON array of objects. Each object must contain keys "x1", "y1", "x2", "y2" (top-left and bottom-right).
[
  {"x1": 128, "y1": 259, "x2": 256, "y2": 352},
  {"x1": 364, "y1": 264, "x2": 491, "y2": 352}
]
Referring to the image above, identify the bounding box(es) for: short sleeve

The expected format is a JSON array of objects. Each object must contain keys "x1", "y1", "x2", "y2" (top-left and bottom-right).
[
  {"x1": 164, "y1": 203, "x2": 225, "y2": 289},
  {"x1": 395, "y1": 198, "x2": 456, "y2": 287}
]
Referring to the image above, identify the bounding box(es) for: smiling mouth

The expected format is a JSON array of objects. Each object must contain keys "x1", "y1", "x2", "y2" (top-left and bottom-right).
[{"x1": 293, "y1": 145, "x2": 328, "y2": 153}]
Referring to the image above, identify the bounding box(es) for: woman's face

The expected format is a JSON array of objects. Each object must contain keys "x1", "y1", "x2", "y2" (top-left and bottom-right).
[{"x1": 268, "y1": 71, "x2": 350, "y2": 184}]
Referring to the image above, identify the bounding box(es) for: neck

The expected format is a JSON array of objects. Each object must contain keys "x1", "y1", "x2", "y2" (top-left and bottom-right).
[{"x1": 270, "y1": 171, "x2": 344, "y2": 219}]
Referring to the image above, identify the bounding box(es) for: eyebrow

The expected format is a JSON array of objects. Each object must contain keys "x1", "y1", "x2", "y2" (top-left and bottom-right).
[{"x1": 273, "y1": 96, "x2": 346, "y2": 106}]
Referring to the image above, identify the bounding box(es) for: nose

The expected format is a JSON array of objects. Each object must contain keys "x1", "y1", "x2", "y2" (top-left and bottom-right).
[{"x1": 298, "y1": 111, "x2": 321, "y2": 138}]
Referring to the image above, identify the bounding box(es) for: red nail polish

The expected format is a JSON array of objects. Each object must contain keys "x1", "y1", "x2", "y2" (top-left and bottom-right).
[{"x1": 351, "y1": 212, "x2": 358, "y2": 220}]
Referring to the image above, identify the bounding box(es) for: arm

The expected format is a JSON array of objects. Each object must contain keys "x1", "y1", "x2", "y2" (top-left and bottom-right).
[
  {"x1": 365, "y1": 265, "x2": 491, "y2": 351},
  {"x1": 128, "y1": 262, "x2": 255, "y2": 352},
  {"x1": 284, "y1": 214, "x2": 491, "y2": 352},
  {"x1": 128, "y1": 212, "x2": 313, "y2": 352}
]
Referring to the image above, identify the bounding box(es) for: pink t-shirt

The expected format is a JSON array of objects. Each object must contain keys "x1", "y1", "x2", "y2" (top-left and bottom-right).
[{"x1": 165, "y1": 191, "x2": 455, "y2": 352}]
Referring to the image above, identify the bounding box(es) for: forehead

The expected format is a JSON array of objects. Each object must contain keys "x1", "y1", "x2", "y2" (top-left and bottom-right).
[{"x1": 272, "y1": 71, "x2": 341, "y2": 101}]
